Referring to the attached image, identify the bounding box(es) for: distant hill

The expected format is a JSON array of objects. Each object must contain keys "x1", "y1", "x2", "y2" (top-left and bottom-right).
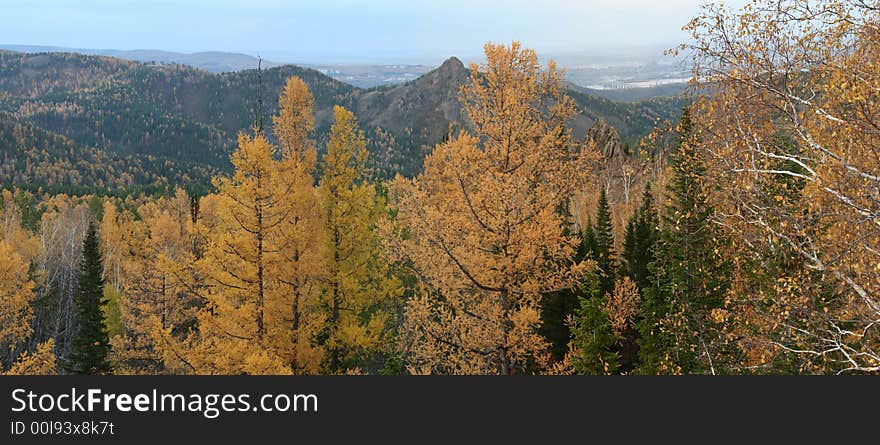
[
  {"x1": 0, "y1": 44, "x2": 279, "y2": 73},
  {"x1": 0, "y1": 111, "x2": 216, "y2": 194},
  {"x1": 0, "y1": 45, "x2": 434, "y2": 88},
  {"x1": 0, "y1": 50, "x2": 684, "y2": 191}
]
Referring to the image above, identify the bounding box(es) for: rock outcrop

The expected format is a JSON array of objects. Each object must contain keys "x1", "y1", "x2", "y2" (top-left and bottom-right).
[{"x1": 585, "y1": 119, "x2": 623, "y2": 158}]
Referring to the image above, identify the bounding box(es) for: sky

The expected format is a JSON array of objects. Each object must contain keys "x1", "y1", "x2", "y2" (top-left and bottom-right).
[{"x1": 0, "y1": 0, "x2": 750, "y2": 64}]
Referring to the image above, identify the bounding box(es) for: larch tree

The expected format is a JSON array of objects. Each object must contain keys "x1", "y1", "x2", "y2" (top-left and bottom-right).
[
  {"x1": 112, "y1": 190, "x2": 203, "y2": 374},
  {"x1": 319, "y1": 106, "x2": 402, "y2": 373},
  {"x1": 65, "y1": 222, "x2": 112, "y2": 375},
  {"x1": 166, "y1": 133, "x2": 322, "y2": 374},
  {"x1": 273, "y1": 76, "x2": 316, "y2": 164},
  {"x1": 270, "y1": 77, "x2": 327, "y2": 374},
  {"x1": 390, "y1": 42, "x2": 596, "y2": 375},
  {"x1": 0, "y1": 240, "x2": 56, "y2": 375},
  {"x1": 158, "y1": 78, "x2": 326, "y2": 375}
]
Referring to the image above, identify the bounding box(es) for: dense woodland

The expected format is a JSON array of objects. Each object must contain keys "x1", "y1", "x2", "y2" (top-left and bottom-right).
[{"x1": 1, "y1": 0, "x2": 878, "y2": 375}]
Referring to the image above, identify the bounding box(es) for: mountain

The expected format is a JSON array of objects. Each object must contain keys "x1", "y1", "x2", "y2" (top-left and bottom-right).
[
  {"x1": 0, "y1": 45, "x2": 435, "y2": 88},
  {"x1": 0, "y1": 44, "x2": 279, "y2": 73},
  {"x1": 0, "y1": 50, "x2": 684, "y2": 192}
]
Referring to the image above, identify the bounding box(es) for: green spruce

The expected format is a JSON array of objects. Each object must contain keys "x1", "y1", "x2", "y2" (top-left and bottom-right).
[
  {"x1": 64, "y1": 222, "x2": 113, "y2": 375},
  {"x1": 621, "y1": 183, "x2": 659, "y2": 291},
  {"x1": 638, "y1": 108, "x2": 731, "y2": 375},
  {"x1": 570, "y1": 276, "x2": 619, "y2": 375},
  {"x1": 539, "y1": 204, "x2": 591, "y2": 361},
  {"x1": 593, "y1": 187, "x2": 616, "y2": 297}
]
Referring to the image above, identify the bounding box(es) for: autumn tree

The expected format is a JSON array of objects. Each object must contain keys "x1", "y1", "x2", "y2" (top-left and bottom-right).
[
  {"x1": 65, "y1": 222, "x2": 112, "y2": 374},
  {"x1": 111, "y1": 190, "x2": 203, "y2": 374},
  {"x1": 160, "y1": 132, "x2": 323, "y2": 374},
  {"x1": 390, "y1": 42, "x2": 595, "y2": 375},
  {"x1": 684, "y1": 0, "x2": 880, "y2": 373},
  {"x1": 319, "y1": 106, "x2": 402, "y2": 373},
  {"x1": 1, "y1": 189, "x2": 57, "y2": 375},
  {"x1": 0, "y1": 240, "x2": 57, "y2": 375},
  {"x1": 27, "y1": 194, "x2": 92, "y2": 364},
  {"x1": 155, "y1": 76, "x2": 327, "y2": 374},
  {"x1": 273, "y1": 76, "x2": 316, "y2": 163},
  {"x1": 270, "y1": 77, "x2": 327, "y2": 375}
]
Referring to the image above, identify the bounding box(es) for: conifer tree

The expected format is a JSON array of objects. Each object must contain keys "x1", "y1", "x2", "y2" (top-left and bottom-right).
[
  {"x1": 582, "y1": 216, "x2": 598, "y2": 259},
  {"x1": 391, "y1": 42, "x2": 594, "y2": 374},
  {"x1": 593, "y1": 187, "x2": 616, "y2": 297},
  {"x1": 319, "y1": 106, "x2": 402, "y2": 373},
  {"x1": 0, "y1": 239, "x2": 56, "y2": 375},
  {"x1": 65, "y1": 223, "x2": 112, "y2": 375},
  {"x1": 621, "y1": 184, "x2": 659, "y2": 291},
  {"x1": 569, "y1": 276, "x2": 619, "y2": 375},
  {"x1": 154, "y1": 77, "x2": 327, "y2": 375},
  {"x1": 172, "y1": 133, "x2": 324, "y2": 375},
  {"x1": 638, "y1": 109, "x2": 731, "y2": 375},
  {"x1": 539, "y1": 224, "x2": 590, "y2": 362}
]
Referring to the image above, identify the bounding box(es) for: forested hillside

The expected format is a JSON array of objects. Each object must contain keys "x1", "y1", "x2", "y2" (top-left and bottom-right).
[
  {"x1": 0, "y1": 50, "x2": 684, "y2": 190},
  {"x1": 2, "y1": 0, "x2": 875, "y2": 377}
]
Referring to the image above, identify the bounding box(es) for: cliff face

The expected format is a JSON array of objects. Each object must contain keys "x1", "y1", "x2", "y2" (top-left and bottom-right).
[{"x1": 586, "y1": 119, "x2": 623, "y2": 158}]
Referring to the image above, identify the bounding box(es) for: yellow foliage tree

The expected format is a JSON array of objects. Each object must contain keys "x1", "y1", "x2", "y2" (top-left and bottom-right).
[
  {"x1": 319, "y1": 106, "x2": 402, "y2": 373},
  {"x1": 157, "y1": 132, "x2": 325, "y2": 375},
  {"x1": 273, "y1": 76, "x2": 316, "y2": 164},
  {"x1": 111, "y1": 190, "x2": 203, "y2": 374},
  {"x1": 0, "y1": 241, "x2": 56, "y2": 374},
  {"x1": 155, "y1": 78, "x2": 327, "y2": 374},
  {"x1": 685, "y1": 0, "x2": 880, "y2": 373},
  {"x1": 389, "y1": 42, "x2": 596, "y2": 374}
]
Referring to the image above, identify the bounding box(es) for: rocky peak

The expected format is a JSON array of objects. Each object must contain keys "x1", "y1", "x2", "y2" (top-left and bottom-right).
[
  {"x1": 586, "y1": 119, "x2": 623, "y2": 159},
  {"x1": 437, "y1": 57, "x2": 466, "y2": 76}
]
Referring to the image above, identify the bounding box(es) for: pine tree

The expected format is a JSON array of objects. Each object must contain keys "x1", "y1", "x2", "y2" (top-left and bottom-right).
[
  {"x1": 593, "y1": 187, "x2": 616, "y2": 297},
  {"x1": 65, "y1": 222, "x2": 112, "y2": 375},
  {"x1": 621, "y1": 183, "x2": 659, "y2": 291},
  {"x1": 638, "y1": 109, "x2": 731, "y2": 375}
]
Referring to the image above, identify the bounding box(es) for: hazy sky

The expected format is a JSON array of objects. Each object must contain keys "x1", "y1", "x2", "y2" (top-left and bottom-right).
[{"x1": 0, "y1": 0, "x2": 749, "y2": 64}]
